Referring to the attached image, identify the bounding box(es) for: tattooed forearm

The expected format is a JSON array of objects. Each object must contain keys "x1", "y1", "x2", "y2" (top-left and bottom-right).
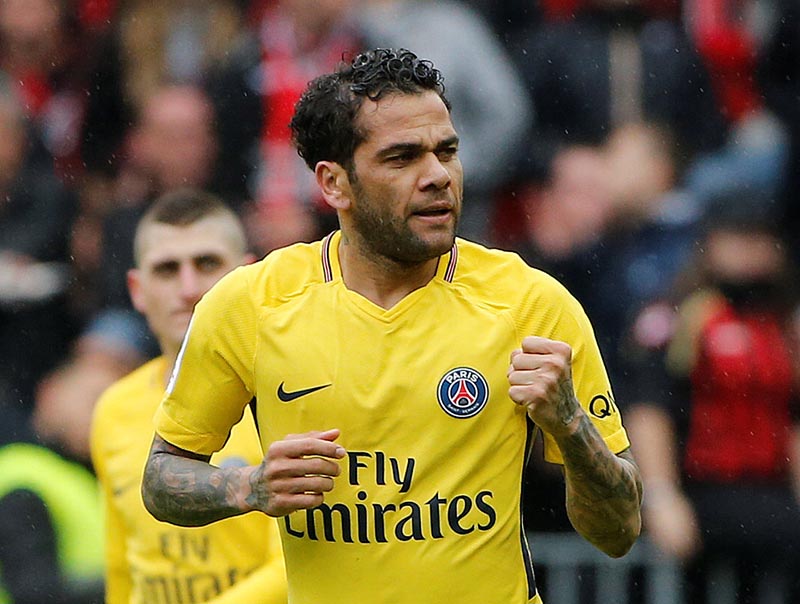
[
  {"x1": 556, "y1": 379, "x2": 579, "y2": 427},
  {"x1": 556, "y1": 413, "x2": 643, "y2": 558},
  {"x1": 141, "y1": 435, "x2": 258, "y2": 527}
]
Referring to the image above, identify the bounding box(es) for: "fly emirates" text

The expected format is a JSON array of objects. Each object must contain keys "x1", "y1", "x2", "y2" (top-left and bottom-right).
[{"x1": 283, "y1": 450, "x2": 497, "y2": 543}]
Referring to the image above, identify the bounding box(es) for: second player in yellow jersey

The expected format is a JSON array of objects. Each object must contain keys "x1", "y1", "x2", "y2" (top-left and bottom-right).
[{"x1": 90, "y1": 190, "x2": 287, "y2": 604}]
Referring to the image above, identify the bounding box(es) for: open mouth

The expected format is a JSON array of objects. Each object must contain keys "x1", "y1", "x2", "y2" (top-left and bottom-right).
[
  {"x1": 413, "y1": 200, "x2": 454, "y2": 218},
  {"x1": 415, "y1": 208, "x2": 451, "y2": 217}
]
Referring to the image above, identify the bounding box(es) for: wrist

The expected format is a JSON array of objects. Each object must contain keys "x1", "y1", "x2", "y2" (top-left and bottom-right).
[{"x1": 547, "y1": 406, "x2": 587, "y2": 441}]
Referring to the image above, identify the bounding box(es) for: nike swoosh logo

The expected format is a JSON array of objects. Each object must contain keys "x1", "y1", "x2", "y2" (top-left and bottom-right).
[{"x1": 277, "y1": 382, "x2": 332, "y2": 402}]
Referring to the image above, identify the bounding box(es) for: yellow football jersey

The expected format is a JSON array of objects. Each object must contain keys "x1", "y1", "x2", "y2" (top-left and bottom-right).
[
  {"x1": 91, "y1": 356, "x2": 287, "y2": 604},
  {"x1": 156, "y1": 232, "x2": 630, "y2": 604}
]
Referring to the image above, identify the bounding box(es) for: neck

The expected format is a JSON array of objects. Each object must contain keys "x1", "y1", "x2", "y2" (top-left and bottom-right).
[{"x1": 338, "y1": 237, "x2": 441, "y2": 310}]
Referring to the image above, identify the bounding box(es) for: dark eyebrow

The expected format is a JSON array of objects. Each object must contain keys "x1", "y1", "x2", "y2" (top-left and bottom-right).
[
  {"x1": 377, "y1": 135, "x2": 460, "y2": 159},
  {"x1": 151, "y1": 259, "x2": 179, "y2": 272},
  {"x1": 436, "y1": 136, "x2": 460, "y2": 151},
  {"x1": 377, "y1": 142, "x2": 423, "y2": 160}
]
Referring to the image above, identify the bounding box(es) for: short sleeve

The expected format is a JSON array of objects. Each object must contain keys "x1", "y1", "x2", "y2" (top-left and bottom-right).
[{"x1": 538, "y1": 289, "x2": 630, "y2": 463}]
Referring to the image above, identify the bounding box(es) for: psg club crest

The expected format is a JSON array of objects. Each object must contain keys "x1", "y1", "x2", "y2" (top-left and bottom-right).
[{"x1": 437, "y1": 367, "x2": 490, "y2": 419}]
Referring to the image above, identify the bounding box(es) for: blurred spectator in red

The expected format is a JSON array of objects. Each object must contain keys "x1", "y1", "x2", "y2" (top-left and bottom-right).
[
  {"x1": 624, "y1": 191, "x2": 800, "y2": 603},
  {"x1": 684, "y1": 0, "x2": 778, "y2": 124},
  {"x1": 680, "y1": 0, "x2": 788, "y2": 219},
  {"x1": 0, "y1": 0, "x2": 95, "y2": 180},
  {"x1": 0, "y1": 87, "x2": 78, "y2": 426},
  {"x1": 209, "y1": 0, "x2": 363, "y2": 255}
]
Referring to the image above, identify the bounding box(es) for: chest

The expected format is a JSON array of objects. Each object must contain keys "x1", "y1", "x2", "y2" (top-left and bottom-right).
[{"x1": 252, "y1": 287, "x2": 527, "y2": 456}]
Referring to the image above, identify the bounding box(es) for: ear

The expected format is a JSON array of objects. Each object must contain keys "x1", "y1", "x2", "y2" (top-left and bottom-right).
[
  {"x1": 315, "y1": 161, "x2": 352, "y2": 211},
  {"x1": 127, "y1": 268, "x2": 147, "y2": 314}
]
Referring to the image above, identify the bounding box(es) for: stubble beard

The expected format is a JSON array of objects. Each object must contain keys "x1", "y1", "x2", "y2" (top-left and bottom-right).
[{"x1": 349, "y1": 180, "x2": 459, "y2": 267}]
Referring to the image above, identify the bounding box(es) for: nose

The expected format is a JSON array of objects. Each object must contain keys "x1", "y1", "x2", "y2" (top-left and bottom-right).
[
  {"x1": 419, "y1": 153, "x2": 451, "y2": 191},
  {"x1": 178, "y1": 265, "x2": 204, "y2": 303}
]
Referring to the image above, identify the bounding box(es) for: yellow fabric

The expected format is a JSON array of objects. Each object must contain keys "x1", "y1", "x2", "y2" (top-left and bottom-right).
[
  {"x1": 156, "y1": 233, "x2": 629, "y2": 604},
  {"x1": 91, "y1": 356, "x2": 286, "y2": 604},
  {"x1": 0, "y1": 443, "x2": 104, "y2": 604}
]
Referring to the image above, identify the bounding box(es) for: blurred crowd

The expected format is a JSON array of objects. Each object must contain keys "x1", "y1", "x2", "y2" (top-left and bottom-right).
[{"x1": 1, "y1": 0, "x2": 800, "y2": 602}]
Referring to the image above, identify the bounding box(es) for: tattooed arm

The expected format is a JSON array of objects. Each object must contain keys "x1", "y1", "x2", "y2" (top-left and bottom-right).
[
  {"x1": 142, "y1": 430, "x2": 346, "y2": 526},
  {"x1": 508, "y1": 336, "x2": 642, "y2": 557},
  {"x1": 555, "y1": 421, "x2": 642, "y2": 557}
]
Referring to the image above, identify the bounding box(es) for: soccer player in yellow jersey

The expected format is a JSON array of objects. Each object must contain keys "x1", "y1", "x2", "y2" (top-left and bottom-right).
[
  {"x1": 141, "y1": 49, "x2": 643, "y2": 604},
  {"x1": 90, "y1": 189, "x2": 287, "y2": 604}
]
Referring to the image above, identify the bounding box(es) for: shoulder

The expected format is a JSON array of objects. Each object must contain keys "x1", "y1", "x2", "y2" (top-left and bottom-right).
[
  {"x1": 454, "y1": 239, "x2": 579, "y2": 309},
  {"x1": 92, "y1": 357, "x2": 165, "y2": 432},
  {"x1": 200, "y1": 239, "x2": 328, "y2": 313}
]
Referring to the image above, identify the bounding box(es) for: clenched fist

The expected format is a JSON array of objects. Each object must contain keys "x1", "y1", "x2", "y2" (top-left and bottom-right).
[
  {"x1": 252, "y1": 429, "x2": 346, "y2": 517},
  {"x1": 507, "y1": 336, "x2": 584, "y2": 437}
]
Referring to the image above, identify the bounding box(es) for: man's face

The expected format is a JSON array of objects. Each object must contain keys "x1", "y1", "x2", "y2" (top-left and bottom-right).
[
  {"x1": 137, "y1": 88, "x2": 217, "y2": 191},
  {"x1": 0, "y1": 0, "x2": 61, "y2": 65},
  {"x1": 705, "y1": 229, "x2": 785, "y2": 284},
  {"x1": 345, "y1": 91, "x2": 463, "y2": 264},
  {"x1": 128, "y1": 217, "x2": 244, "y2": 355}
]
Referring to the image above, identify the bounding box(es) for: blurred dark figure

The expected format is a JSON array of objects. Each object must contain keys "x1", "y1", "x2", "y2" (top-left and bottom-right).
[
  {"x1": 0, "y1": 88, "x2": 77, "y2": 425},
  {"x1": 758, "y1": 0, "x2": 800, "y2": 264},
  {"x1": 624, "y1": 192, "x2": 800, "y2": 603},
  {"x1": 518, "y1": 121, "x2": 698, "y2": 390},
  {"x1": 80, "y1": 0, "x2": 246, "y2": 187},
  {"x1": 461, "y1": 0, "x2": 542, "y2": 42},
  {"x1": 518, "y1": 120, "x2": 699, "y2": 534},
  {"x1": 97, "y1": 83, "x2": 221, "y2": 310},
  {"x1": 508, "y1": 0, "x2": 727, "y2": 183}
]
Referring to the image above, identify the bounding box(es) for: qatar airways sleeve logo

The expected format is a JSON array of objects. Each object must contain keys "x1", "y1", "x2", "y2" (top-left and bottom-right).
[{"x1": 437, "y1": 367, "x2": 490, "y2": 419}]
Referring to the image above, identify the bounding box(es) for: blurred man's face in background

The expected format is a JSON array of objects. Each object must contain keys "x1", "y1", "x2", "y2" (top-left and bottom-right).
[
  {"x1": 128, "y1": 216, "x2": 246, "y2": 357},
  {"x1": 279, "y1": 0, "x2": 353, "y2": 38},
  {"x1": 0, "y1": 0, "x2": 61, "y2": 68},
  {"x1": 131, "y1": 86, "x2": 218, "y2": 192},
  {"x1": 705, "y1": 228, "x2": 785, "y2": 285}
]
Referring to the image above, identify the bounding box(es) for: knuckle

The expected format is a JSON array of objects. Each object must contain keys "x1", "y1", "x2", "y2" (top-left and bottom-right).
[{"x1": 262, "y1": 459, "x2": 284, "y2": 479}]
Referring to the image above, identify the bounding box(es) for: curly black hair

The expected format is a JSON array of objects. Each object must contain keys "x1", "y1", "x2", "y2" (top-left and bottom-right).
[{"x1": 290, "y1": 48, "x2": 450, "y2": 172}]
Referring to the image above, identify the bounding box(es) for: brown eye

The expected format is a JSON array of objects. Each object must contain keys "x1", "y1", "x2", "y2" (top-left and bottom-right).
[
  {"x1": 152, "y1": 261, "x2": 179, "y2": 277},
  {"x1": 196, "y1": 255, "x2": 223, "y2": 272},
  {"x1": 438, "y1": 147, "x2": 458, "y2": 161}
]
